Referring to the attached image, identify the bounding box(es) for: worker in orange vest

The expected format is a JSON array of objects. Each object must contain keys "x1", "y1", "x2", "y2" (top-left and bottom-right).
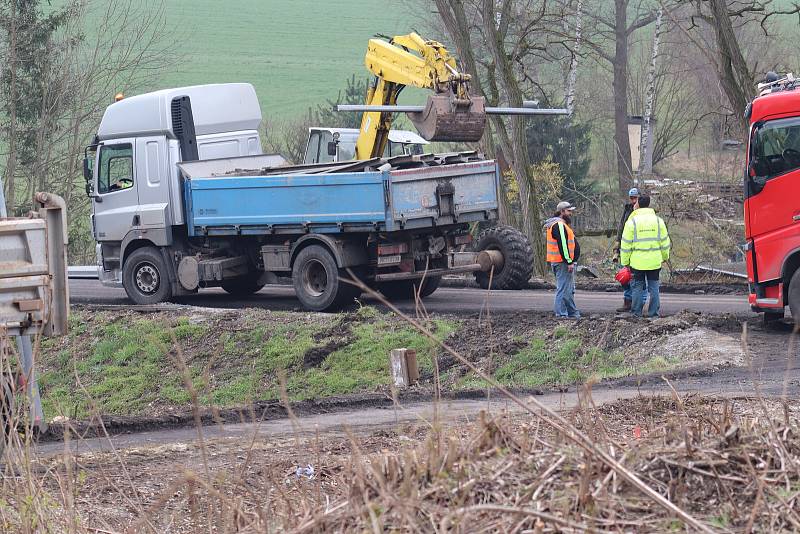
[{"x1": 544, "y1": 201, "x2": 580, "y2": 319}]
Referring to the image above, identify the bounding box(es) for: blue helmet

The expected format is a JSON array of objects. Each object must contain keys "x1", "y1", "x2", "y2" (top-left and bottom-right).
[{"x1": 628, "y1": 187, "x2": 640, "y2": 197}]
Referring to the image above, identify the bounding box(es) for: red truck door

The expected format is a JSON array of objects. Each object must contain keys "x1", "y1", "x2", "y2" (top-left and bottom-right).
[{"x1": 746, "y1": 116, "x2": 800, "y2": 290}]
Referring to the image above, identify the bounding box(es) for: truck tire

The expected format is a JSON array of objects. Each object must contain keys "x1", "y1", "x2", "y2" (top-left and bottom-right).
[
  {"x1": 221, "y1": 273, "x2": 265, "y2": 296},
  {"x1": 378, "y1": 276, "x2": 441, "y2": 300},
  {"x1": 789, "y1": 269, "x2": 800, "y2": 326},
  {"x1": 292, "y1": 245, "x2": 360, "y2": 312},
  {"x1": 123, "y1": 247, "x2": 173, "y2": 305},
  {"x1": 474, "y1": 225, "x2": 533, "y2": 290}
]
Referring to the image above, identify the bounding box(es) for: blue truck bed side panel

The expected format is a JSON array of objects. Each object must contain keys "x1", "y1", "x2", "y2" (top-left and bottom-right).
[
  {"x1": 389, "y1": 162, "x2": 499, "y2": 222},
  {"x1": 185, "y1": 172, "x2": 387, "y2": 234}
]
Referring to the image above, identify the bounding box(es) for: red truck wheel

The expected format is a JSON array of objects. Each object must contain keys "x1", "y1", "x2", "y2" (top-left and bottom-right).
[{"x1": 789, "y1": 269, "x2": 800, "y2": 326}]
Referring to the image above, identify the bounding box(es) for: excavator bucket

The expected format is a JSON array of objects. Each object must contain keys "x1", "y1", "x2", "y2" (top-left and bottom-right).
[{"x1": 407, "y1": 94, "x2": 487, "y2": 142}]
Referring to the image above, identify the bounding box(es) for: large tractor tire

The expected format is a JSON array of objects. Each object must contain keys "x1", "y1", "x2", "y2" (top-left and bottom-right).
[
  {"x1": 123, "y1": 247, "x2": 173, "y2": 305},
  {"x1": 789, "y1": 269, "x2": 800, "y2": 327},
  {"x1": 221, "y1": 272, "x2": 265, "y2": 296},
  {"x1": 378, "y1": 276, "x2": 441, "y2": 301},
  {"x1": 292, "y1": 245, "x2": 361, "y2": 312},
  {"x1": 474, "y1": 225, "x2": 533, "y2": 290}
]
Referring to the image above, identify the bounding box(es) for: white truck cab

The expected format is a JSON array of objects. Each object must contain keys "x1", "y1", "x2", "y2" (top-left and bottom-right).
[
  {"x1": 85, "y1": 83, "x2": 264, "y2": 286},
  {"x1": 303, "y1": 127, "x2": 428, "y2": 164}
]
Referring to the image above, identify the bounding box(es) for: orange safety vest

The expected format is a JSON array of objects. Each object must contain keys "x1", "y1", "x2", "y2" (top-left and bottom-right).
[{"x1": 545, "y1": 219, "x2": 576, "y2": 263}]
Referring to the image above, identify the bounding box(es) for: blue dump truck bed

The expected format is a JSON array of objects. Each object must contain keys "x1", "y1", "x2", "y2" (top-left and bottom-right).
[{"x1": 180, "y1": 159, "x2": 499, "y2": 236}]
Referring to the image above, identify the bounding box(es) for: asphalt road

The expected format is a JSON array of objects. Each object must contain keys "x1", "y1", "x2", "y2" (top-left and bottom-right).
[{"x1": 69, "y1": 279, "x2": 752, "y2": 315}]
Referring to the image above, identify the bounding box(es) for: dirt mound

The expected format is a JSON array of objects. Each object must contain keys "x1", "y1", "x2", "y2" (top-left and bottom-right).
[{"x1": 442, "y1": 311, "x2": 745, "y2": 385}]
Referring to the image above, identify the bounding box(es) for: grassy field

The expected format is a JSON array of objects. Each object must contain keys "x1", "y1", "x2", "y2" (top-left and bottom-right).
[
  {"x1": 33, "y1": 307, "x2": 701, "y2": 419},
  {"x1": 124, "y1": 0, "x2": 422, "y2": 119}
]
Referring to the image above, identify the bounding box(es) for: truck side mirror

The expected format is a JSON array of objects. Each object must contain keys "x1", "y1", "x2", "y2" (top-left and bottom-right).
[
  {"x1": 327, "y1": 141, "x2": 337, "y2": 157},
  {"x1": 83, "y1": 157, "x2": 91, "y2": 182}
]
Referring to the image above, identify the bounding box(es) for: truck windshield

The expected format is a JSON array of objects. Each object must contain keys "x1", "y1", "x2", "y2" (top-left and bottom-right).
[{"x1": 749, "y1": 116, "x2": 800, "y2": 185}]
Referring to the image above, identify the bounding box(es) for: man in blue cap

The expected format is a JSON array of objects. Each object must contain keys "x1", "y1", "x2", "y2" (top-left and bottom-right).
[{"x1": 613, "y1": 187, "x2": 645, "y2": 312}]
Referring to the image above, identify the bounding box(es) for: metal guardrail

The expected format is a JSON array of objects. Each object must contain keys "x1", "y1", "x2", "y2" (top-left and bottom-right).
[{"x1": 68, "y1": 265, "x2": 99, "y2": 279}]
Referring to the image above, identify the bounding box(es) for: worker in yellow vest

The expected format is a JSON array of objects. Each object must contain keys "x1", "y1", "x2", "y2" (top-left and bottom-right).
[
  {"x1": 620, "y1": 195, "x2": 670, "y2": 317},
  {"x1": 544, "y1": 201, "x2": 580, "y2": 319}
]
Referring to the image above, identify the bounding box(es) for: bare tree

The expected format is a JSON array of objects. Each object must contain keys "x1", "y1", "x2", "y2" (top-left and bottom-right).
[
  {"x1": 579, "y1": 0, "x2": 660, "y2": 195},
  {"x1": 667, "y1": 0, "x2": 800, "y2": 132},
  {"x1": 0, "y1": 0, "x2": 175, "y2": 261},
  {"x1": 434, "y1": 0, "x2": 573, "y2": 275},
  {"x1": 263, "y1": 111, "x2": 315, "y2": 164}
]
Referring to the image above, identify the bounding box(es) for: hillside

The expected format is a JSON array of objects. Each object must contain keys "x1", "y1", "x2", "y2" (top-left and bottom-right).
[{"x1": 129, "y1": 0, "x2": 420, "y2": 119}]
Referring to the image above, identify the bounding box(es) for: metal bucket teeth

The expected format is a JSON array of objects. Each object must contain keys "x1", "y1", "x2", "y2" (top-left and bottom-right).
[{"x1": 407, "y1": 95, "x2": 486, "y2": 142}]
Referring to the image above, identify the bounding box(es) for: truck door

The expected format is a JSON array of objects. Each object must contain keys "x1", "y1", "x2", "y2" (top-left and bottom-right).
[
  {"x1": 92, "y1": 140, "x2": 139, "y2": 243},
  {"x1": 746, "y1": 116, "x2": 800, "y2": 282},
  {"x1": 135, "y1": 136, "x2": 171, "y2": 229}
]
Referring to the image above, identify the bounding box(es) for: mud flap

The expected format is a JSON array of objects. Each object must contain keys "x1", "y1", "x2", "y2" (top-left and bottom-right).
[{"x1": 407, "y1": 94, "x2": 486, "y2": 142}]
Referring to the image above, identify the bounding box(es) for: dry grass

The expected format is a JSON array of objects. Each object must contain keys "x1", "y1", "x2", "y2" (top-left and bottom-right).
[{"x1": 1, "y1": 283, "x2": 798, "y2": 532}]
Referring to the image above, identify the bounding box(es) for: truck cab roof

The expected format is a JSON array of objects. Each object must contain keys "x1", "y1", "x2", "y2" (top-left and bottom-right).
[
  {"x1": 97, "y1": 83, "x2": 262, "y2": 141},
  {"x1": 748, "y1": 74, "x2": 800, "y2": 125},
  {"x1": 308, "y1": 127, "x2": 429, "y2": 145}
]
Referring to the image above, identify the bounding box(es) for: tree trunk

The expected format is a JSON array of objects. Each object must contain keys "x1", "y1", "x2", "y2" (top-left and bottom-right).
[
  {"x1": 613, "y1": 0, "x2": 633, "y2": 196},
  {"x1": 481, "y1": 0, "x2": 546, "y2": 275},
  {"x1": 638, "y1": 7, "x2": 662, "y2": 177},
  {"x1": 708, "y1": 0, "x2": 753, "y2": 131},
  {"x1": 435, "y1": 0, "x2": 512, "y2": 225},
  {"x1": 3, "y1": 0, "x2": 19, "y2": 212}
]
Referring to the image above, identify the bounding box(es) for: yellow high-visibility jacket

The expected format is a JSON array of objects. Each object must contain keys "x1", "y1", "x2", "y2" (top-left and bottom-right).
[{"x1": 620, "y1": 208, "x2": 670, "y2": 270}]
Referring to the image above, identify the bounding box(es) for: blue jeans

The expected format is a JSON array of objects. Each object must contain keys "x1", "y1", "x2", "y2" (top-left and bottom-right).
[
  {"x1": 623, "y1": 280, "x2": 647, "y2": 302},
  {"x1": 552, "y1": 262, "x2": 579, "y2": 318},
  {"x1": 631, "y1": 269, "x2": 660, "y2": 317}
]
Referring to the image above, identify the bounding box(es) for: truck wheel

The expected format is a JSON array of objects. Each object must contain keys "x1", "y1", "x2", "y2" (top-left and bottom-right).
[
  {"x1": 789, "y1": 269, "x2": 800, "y2": 327},
  {"x1": 123, "y1": 247, "x2": 173, "y2": 305},
  {"x1": 292, "y1": 245, "x2": 360, "y2": 312},
  {"x1": 378, "y1": 276, "x2": 441, "y2": 300},
  {"x1": 474, "y1": 225, "x2": 533, "y2": 290},
  {"x1": 221, "y1": 273, "x2": 265, "y2": 296}
]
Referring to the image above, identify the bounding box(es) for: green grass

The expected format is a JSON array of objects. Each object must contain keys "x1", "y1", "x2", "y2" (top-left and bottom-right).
[
  {"x1": 37, "y1": 309, "x2": 681, "y2": 420},
  {"x1": 40, "y1": 317, "x2": 201, "y2": 417},
  {"x1": 286, "y1": 318, "x2": 457, "y2": 400},
  {"x1": 83, "y1": 0, "x2": 423, "y2": 119},
  {"x1": 492, "y1": 334, "x2": 627, "y2": 388},
  {"x1": 38, "y1": 309, "x2": 458, "y2": 418}
]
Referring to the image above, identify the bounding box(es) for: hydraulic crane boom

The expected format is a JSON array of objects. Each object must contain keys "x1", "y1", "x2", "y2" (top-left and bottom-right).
[{"x1": 355, "y1": 32, "x2": 486, "y2": 160}]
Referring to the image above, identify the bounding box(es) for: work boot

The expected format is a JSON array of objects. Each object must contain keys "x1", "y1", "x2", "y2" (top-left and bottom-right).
[{"x1": 616, "y1": 299, "x2": 631, "y2": 313}]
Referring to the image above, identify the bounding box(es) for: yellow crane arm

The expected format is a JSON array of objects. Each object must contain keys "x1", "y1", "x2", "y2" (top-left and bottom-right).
[{"x1": 354, "y1": 33, "x2": 477, "y2": 160}]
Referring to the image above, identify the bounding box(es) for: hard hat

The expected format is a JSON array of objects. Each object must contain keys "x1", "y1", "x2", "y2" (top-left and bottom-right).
[
  {"x1": 556, "y1": 201, "x2": 576, "y2": 212},
  {"x1": 615, "y1": 266, "x2": 632, "y2": 286},
  {"x1": 628, "y1": 188, "x2": 640, "y2": 197}
]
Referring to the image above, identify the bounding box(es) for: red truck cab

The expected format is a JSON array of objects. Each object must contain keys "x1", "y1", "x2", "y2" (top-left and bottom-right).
[{"x1": 744, "y1": 73, "x2": 800, "y2": 321}]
